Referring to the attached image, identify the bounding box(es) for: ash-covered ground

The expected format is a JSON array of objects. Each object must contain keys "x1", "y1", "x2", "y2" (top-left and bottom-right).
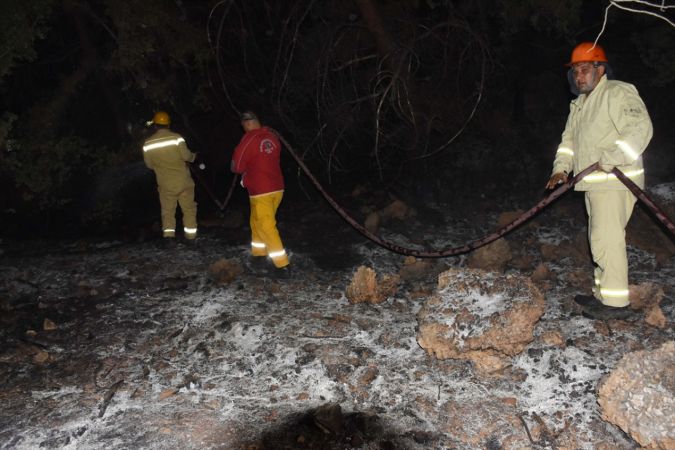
[{"x1": 0, "y1": 185, "x2": 673, "y2": 450}]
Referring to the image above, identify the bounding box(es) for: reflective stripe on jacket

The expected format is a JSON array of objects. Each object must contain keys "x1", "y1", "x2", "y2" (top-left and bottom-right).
[
  {"x1": 231, "y1": 127, "x2": 284, "y2": 196},
  {"x1": 143, "y1": 129, "x2": 196, "y2": 191},
  {"x1": 552, "y1": 75, "x2": 653, "y2": 191}
]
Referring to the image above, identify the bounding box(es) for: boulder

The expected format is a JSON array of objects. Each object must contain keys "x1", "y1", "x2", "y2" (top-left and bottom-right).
[
  {"x1": 381, "y1": 199, "x2": 410, "y2": 220},
  {"x1": 364, "y1": 212, "x2": 380, "y2": 234},
  {"x1": 345, "y1": 266, "x2": 399, "y2": 304},
  {"x1": 398, "y1": 256, "x2": 435, "y2": 282},
  {"x1": 629, "y1": 282, "x2": 667, "y2": 329},
  {"x1": 598, "y1": 341, "x2": 675, "y2": 449},
  {"x1": 439, "y1": 397, "x2": 530, "y2": 448},
  {"x1": 417, "y1": 268, "x2": 545, "y2": 372},
  {"x1": 208, "y1": 258, "x2": 243, "y2": 285},
  {"x1": 467, "y1": 238, "x2": 512, "y2": 272}
]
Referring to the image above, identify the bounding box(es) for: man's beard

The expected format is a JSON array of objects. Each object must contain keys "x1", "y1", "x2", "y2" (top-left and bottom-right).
[{"x1": 576, "y1": 72, "x2": 598, "y2": 94}]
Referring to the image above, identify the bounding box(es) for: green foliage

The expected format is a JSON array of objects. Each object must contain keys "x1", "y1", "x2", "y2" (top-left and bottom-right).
[
  {"x1": 0, "y1": 0, "x2": 55, "y2": 80},
  {"x1": 103, "y1": 0, "x2": 213, "y2": 105},
  {"x1": 1, "y1": 134, "x2": 110, "y2": 208}
]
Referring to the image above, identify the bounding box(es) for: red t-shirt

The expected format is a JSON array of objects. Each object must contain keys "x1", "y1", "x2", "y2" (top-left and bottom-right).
[{"x1": 231, "y1": 127, "x2": 284, "y2": 196}]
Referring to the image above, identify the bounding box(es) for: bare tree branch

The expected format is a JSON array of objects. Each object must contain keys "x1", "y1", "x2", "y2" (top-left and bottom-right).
[{"x1": 595, "y1": 0, "x2": 675, "y2": 46}]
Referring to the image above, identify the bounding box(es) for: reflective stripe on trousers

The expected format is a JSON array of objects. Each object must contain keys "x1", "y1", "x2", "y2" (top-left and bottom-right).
[
  {"x1": 249, "y1": 191, "x2": 289, "y2": 268},
  {"x1": 158, "y1": 185, "x2": 198, "y2": 238},
  {"x1": 585, "y1": 190, "x2": 636, "y2": 307}
]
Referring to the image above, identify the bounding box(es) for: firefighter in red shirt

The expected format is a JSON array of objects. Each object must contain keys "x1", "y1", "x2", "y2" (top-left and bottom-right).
[{"x1": 231, "y1": 111, "x2": 290, "y2": 275}]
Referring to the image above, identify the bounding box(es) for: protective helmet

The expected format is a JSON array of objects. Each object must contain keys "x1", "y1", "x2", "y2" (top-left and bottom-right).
[
  {"x1": 566, "y1": 42, "x2": 608, "y2": 66},
  {"x1": 151, "y1": 111, "x2": 171, "y2": 126}
]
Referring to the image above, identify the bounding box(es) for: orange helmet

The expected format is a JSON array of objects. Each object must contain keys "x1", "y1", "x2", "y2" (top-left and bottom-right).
[
  {"x1": 566, "y1": 42, "x2": 608, "y2": 66},
  {"x1": 151, "y1": 111, "x2": 171, "y2": 126}
]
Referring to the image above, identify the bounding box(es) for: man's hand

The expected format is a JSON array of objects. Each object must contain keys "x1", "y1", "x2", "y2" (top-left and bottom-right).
[{"x1": 546, "y1": 172, "x2": 568, "y2": 190}]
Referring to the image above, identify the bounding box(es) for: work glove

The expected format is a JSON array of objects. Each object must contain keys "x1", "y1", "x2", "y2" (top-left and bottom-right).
[{"x1": 546, "y1": 172, "x2": 568, "y2": 190}]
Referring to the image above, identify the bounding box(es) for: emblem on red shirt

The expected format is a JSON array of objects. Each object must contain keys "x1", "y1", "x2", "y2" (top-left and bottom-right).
[{"x1": 260, "y1": 139, "x2": 274, "y2": 154}]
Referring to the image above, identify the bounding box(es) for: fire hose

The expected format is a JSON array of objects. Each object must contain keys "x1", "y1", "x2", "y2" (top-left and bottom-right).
[
  {"x1": 191, "y1": 132, "x2": 675, "y2": 257},
  {"x1": 189, "y1": 164, "x2": 239, "y2": 211}
]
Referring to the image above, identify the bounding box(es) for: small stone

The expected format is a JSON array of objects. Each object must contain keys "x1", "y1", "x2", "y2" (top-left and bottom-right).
[
  {"x1": 364, "y1": 212, "x2": 380, "y2": 234},
  {"x1": 540, "y1": 330, "x2": 565, "y2": 347},
  {"x1": 33, "y1": 350, "x2": 49, "y2": 364},
  {"x1": 43, "y1": 318, "x2": 57, "y2": 331},
  {"x1": 158, "y1": 388, "x2": 178, "y2": 400}
]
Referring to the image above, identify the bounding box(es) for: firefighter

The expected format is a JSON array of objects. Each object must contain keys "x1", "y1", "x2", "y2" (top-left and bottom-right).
[
  {"x1": 546, "y1": 42, "x2": 653, "y2": 320},
  {"x1": 143, "y1": 111, "x2": 199, "y2": 241},
  {"x1": 231, "y1": 111, "x2": 290, "y2": 277}
]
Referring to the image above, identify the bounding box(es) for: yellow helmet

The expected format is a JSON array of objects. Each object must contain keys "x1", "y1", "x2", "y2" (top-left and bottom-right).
[{"x1": 151, "y1": 111, "x2": 171, "y2": 126}]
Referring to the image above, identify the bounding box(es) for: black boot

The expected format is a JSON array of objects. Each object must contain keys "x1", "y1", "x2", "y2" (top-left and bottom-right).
[
  {"x1": 574, "y1": 294, "x2": 599, "y2": 307},
  {"x1": 248, "y1": 256, "x2": 268, "y2": 272},
  {"x1": 273, "y1": 265, "x2": 292, "y2": 279},
  {"x1": 581, "y1": 302, "x2": 633, "y2": 321}
]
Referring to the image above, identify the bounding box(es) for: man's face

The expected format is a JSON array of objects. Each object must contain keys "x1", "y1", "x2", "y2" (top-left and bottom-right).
[
  {"x1": 572, "y1": 62, "x2": 604, "y2": 94},
  {"x1": 241, "y1": 119, "x2": 260, "y2": 132}
]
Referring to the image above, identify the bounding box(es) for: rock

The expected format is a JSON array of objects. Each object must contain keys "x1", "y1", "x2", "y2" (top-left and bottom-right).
[
  {"x1": 439, "y1": 397, "x2": 530, "y2": 448},
  {"x1": 380, "y1": 199, "x2": 411, "y2": 221},
  {"x1": 510, "y1": 254, "x2": 535, "y2": 271},
  {"x1": 364, "y1": 212, "x2": 380, "y2": 234},
  {"x1": 629, "y1": 282, "x2": 666, "y2": 329},
  {"x1": 531, "y1": 263, "x2": 551, "y2": 282},
  {"x1": 417, "y1": 269, "x2": 545, "y2": 373},
  {"x1": 33, "y1": 350, "x2": 49, "y2": 364},
  {"x1": 345, "y1": 266, "x2": 399, "y2": 304},
  {"x1": 357, "y1": 366, "x2": 379, "y2": 386},
  {"x1": 398, "y1": 256, "x2": 435, "y2": 281},
  {"x1": 644, "y1": 307, "x2": 667, "y2": 330},
  {"x1": 208, "y1": 258, "x2": 243, "y2": 285},
  {"x1": 540, "y1": 243, "x2": 566, "y2": 262},
  {"x1": 540, "y1": 330, "x2": 565, "y2": 347},
  {"x1": 540, "y1": 233, "x2": 591, "y2": 267},
  {"x1": 497, "y1": 209, "x2": 525, "y2": 228},
  {"x1": 43, "y1": 318, "x2": 57, "y2": 331},
  {"x1": 598, "y1": 341, "x2": 675, "y2": 449},
  {"x1": 159, "y1": 387, "x2": 178, "y2": 400},
  {"x1": 467, "y1": 238, "x2": 512, "y2": 272}
]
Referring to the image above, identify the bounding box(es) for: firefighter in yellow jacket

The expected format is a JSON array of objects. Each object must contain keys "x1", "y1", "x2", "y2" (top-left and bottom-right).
[
  {"x1": 546, "y1": 43, "x2": 653, "y2": 320},
  {"x1": 143, "y1": 111, "x2": 198, "y2": 240}
]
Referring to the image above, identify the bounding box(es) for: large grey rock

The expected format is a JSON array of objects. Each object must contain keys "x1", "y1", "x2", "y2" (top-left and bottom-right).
[
  {"x1": 417, "y1": 268, "x2": 545, "y2": 372},
  {"x1": 598, "y1": 341, "x2": 675, "y2": 450}
]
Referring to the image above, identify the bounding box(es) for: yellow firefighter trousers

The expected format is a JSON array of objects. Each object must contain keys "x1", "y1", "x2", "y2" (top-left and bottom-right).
[
  {"x1": 585, "y1": 190, "x2": 637, "y2": 307},
  {"x1": 249, "y1": 191, "x2": 289, "y2": 268},
  {"x1": 158, "y1": 185, "x2": 198, "y2": 238}
]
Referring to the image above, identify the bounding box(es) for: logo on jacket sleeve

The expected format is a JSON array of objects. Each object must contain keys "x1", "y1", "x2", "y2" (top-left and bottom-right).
[{"x1": 259, "y1": 139, "x2": 274, "y2": 154}]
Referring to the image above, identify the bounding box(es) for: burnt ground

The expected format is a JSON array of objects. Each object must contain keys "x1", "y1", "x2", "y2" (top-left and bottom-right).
[{"x1": 0, "y1": 186, "x2": 673, "y2": 450}]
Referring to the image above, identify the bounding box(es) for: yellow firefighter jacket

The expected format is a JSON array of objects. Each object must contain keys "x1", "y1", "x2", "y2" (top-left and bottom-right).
[
  {"x1": 552, "y1": 75, "x2": 652, "y2": 191},
  {"x1": 143, "y1": 128, "x2": 196, "y2": 191}
]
